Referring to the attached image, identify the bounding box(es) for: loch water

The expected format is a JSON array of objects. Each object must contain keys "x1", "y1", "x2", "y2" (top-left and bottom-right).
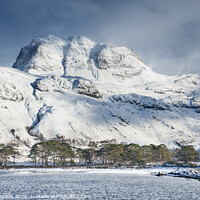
[{"x1": 0, "y1": 172, "x2": 200, "y2": 199}]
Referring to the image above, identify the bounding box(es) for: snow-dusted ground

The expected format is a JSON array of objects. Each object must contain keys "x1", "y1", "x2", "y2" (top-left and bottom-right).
[
  {"x1": 1, "y1": 35, "x2": 200, "y2": 157},
  {"x1": 0, "y1": 167, "x2": 178, "y2": 175}
]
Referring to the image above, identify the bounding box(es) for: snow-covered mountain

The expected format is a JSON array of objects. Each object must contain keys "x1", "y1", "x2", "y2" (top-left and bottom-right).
[{"x1": 1, "y1": 35, "x2": 200, "y2": 154}]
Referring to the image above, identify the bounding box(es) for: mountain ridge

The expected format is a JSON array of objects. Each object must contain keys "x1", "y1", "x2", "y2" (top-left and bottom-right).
[{"x1": 0, "y1": 35, "x2": 200, "y2": 156}]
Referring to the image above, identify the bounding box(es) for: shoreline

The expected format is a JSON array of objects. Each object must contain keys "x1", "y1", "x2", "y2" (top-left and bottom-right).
[
  {"x1": 0, "y1": 166, "x2": 178, "y2": 175},
  {"x1": 1, "y1": 166, "x2": 200, "y2": 181}
]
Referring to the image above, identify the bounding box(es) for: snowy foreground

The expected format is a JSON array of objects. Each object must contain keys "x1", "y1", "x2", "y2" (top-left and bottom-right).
[
  {"x1": 1, "y1": 167, "x2": 200, "y2": 180},
  {"x1": 0, "y1": 167, "x2": 178, "y2": 175}
]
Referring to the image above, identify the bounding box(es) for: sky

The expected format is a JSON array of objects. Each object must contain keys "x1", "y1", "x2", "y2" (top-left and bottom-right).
[{"x1": 0, "y1": 0, "x2": 200, "y2": 75}]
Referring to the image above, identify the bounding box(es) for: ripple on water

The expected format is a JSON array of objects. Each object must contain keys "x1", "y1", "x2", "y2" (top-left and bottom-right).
[{"x1": 0, "y1": 173, "x2": 199, "y2": 199}]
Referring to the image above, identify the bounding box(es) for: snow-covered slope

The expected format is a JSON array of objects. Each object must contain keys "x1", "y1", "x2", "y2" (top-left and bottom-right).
[{"x1": 1, "y1": 35, "x2": 200, "y2": 154}]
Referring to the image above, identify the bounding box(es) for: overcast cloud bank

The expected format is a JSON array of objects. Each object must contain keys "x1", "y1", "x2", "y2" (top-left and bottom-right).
[{"x1": 0, "y1": 0, "x2": 200, "y2": 75}]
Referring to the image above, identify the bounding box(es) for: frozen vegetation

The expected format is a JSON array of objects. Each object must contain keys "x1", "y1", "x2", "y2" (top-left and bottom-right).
[{"x1": 0, "y1": 35, "x2": 200, "y2": 158}]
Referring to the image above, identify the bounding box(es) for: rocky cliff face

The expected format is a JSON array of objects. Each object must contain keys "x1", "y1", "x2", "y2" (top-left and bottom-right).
[{"x1": 0, "y1": 35, "x2": 200, "y2": 154}]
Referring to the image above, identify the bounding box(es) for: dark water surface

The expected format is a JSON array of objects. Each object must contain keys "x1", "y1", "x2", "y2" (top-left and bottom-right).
[{"x1": 0, "y1": 172, "x2": 199, "y2": 199}]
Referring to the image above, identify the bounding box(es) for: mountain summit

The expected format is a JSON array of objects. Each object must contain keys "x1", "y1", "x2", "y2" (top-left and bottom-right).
[
  {"x1": 0, "y1": 35, "x2": 200, "y2": 154},
  {"x1": 13, "y1": 35, "x2": 150, "y2": 82}
]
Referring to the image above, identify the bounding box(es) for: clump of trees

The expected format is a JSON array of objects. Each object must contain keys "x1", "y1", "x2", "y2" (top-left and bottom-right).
[
  {"x1": 1, "y1": 139, "x2": 200, "y2": 167},
  {"x1": 76, "y1": 142, "x2": 172, "y2": 166},
  {"x1": 173, "y1": 145, "x2": 199, "y2": 164},
  {"x1": 29, "y1": 140, "x2": 75, "y2": 167},
  {"x1": 0, "y1": 144, "x2": 20, "y2": 167},
  {"x1": 28, "y1": 140, "x2": 200, "y2": 167}
]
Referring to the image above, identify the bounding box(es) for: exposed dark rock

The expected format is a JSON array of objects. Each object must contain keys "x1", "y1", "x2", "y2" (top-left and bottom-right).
[{"x1": 73, "y1": 79, "x2": 101, "y2": 99}]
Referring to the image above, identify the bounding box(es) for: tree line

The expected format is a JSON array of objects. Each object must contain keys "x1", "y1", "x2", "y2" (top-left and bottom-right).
[{"x1": 0, "y1": 139, "x2": 199, "y2": 167}]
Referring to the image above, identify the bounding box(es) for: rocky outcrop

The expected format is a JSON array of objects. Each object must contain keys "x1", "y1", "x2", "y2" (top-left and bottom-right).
[
  {"x1": 111, "y1": 93, "x2": 169, "y2": 110},
  {"x1": 73, "y1": 79, "x2": 101, "y2": 98},
  {"x1": 164, "y1": 96, "x2": 200, "y2": 109},
  {"x1": 0, "y1": 81, "x2": 23, "y2": 101},
  {"x1": 32, "y1": 75, "x2": 101, "y2": 98},
  {"x1": 174, "y1": 74, "x2": 200, "y2": 86},
  {"x1": 32, "y1": 76, "x2": 71, "y2": 93}
]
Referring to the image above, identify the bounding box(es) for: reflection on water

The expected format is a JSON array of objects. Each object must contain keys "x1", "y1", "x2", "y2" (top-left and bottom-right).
[{"x1": 0, "y1": 172, "x2": 200, "y2": 199}]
